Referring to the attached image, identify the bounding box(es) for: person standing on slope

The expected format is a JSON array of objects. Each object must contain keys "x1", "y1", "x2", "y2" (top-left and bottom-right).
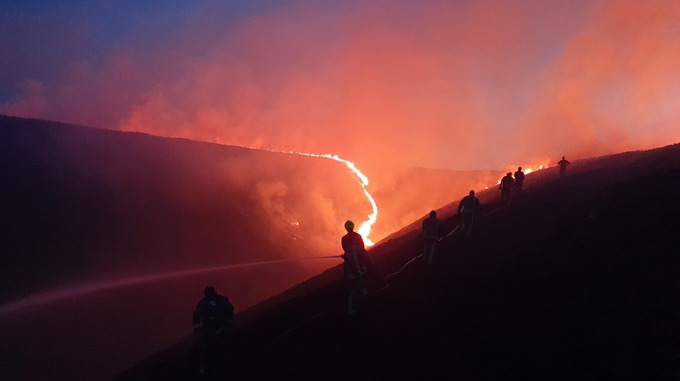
[
  {"x1": 499, "y1": 172, "x2": 515, "y2": 205},
  {"x1": 192, "y1": 286, "x2": 234, "y2": 375},
  {"x1": 558, "y1": 156, "x2": 570, "y2": 178},
  {"x1": 341, "y1": 220, "x2": 368, "y2": 315},
  {"x1": 422, "y1": 210, "x2": 441, "y2": 265},
  {"x1": 514, "y1": 167, "x2": 525, "y2": 195},
  {"x1": 457, "y1": 190, "x2": 481, "y2": 236}
]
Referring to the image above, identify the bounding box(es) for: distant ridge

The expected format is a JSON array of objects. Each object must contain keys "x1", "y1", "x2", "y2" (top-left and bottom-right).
[
  {"x1": 1, "y1": 114, "x2": 358, "y2": 307},
  {"x1": 0, "y1": 114, "x2": 376, "y2": 380}
]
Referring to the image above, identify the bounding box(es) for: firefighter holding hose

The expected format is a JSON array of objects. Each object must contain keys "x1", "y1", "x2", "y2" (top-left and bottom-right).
[
  {"x1": 341, "y1": 220, "x2": 369, "y2": 315},
  {"x1": 192, "y1": 286, "x2": 234, "y2": 375}
]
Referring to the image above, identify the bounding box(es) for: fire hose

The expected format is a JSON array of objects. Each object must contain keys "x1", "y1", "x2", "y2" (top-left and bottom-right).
[{"x1": 265, "y1": 205, "x2": 505, "y2": 347}]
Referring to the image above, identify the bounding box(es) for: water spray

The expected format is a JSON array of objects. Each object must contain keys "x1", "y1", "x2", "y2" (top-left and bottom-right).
[
  {"x1": 0, "y1": 255, "x2": 342, "y2": 317},
  {"x1": 2, "y1": 149, "x2": 379, "y2": 317}
]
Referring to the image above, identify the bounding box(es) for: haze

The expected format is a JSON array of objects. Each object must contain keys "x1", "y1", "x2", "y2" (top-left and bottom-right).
[
  {"x1": 3, "y1": 1, "x2": 678, "y2": 167},
  {"x1": 2, "y1": 0, "x2": 679, "y2": 242}
]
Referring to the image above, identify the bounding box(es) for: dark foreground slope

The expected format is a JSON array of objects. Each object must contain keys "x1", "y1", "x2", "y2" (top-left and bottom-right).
[{"x1": 118, "y1": 143, "x2": 680, "y2": 380}]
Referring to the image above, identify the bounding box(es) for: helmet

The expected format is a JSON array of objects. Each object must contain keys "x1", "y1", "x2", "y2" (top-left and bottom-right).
[{"x1": 344, "y1": 220, "x2": 355, "y2": 230}]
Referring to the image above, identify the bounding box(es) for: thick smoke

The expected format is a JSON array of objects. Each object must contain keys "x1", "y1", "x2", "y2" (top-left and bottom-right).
[
  {"x1": 518, "y1": 0, "x2": 680, "y2": 161},
  {"x1": 2, "y1": 0, "x2": 679, "y2": 242},
  {"x1": 3, "y1": 1, "x2": 678, "y2": 168}
]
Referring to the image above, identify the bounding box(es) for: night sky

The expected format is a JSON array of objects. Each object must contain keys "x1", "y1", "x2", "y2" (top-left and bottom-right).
[{"x1": 2, "y1": 0, "x2": 679, "y2": 171}]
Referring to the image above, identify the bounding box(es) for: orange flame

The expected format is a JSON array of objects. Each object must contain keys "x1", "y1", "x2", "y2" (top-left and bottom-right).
[
  {"x1": 521, "y1": 164, "x2": 548, "y2": 175},
  {"x1": 287, "y1": 151, "x2": 377, "y2": 246},
  {"x1": 490, "y1": 162, "x2": 549, "y2": 188}
]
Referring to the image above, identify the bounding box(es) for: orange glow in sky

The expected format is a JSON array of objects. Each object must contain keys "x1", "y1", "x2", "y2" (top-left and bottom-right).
[{"x1": 2, "y1": 1, "x2": 679, "y2": 246}]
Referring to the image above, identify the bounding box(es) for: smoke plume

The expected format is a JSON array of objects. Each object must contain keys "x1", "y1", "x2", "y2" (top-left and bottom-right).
[{"x1": 2, "y1": 0, "x2": 679, "y2": 241}]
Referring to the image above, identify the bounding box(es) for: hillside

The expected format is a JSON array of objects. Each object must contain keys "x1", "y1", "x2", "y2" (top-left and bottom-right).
[
  {"x1": 0, "y1": 115, "x2": 368, "y2": 380},
  {"x1": 0, "y1": 115, "x2": 494, "y2": 381},
  {"x1": 0, "y1": 115, "x2": 367, "y2": 306},
  {"x1": 117, "y1": 143, "x2": 680, "y2": 380}
]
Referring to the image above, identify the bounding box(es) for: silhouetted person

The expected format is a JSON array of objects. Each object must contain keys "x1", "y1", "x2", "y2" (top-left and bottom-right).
[
  {"x1": 514, "y1": 167, "x2": 525, "y2": 194},
  {"x1": 192, "y1": 286, "x2": 234, "y2": 375},
  {"x1": 458, "y1": 190, "x2": 481, "y2": 236},
  {"x1": 558, "y1": 156, "x2": 570, "y2": 178},
  {"x1": 499, "y1": 172, "x2": 515, "y2": 205},
  {"x1": 341, "y1": 220, "x2": 368, "y2": 314},
  {"x1": 422, "y1": 210, "x2": 441, "y2": 265}
]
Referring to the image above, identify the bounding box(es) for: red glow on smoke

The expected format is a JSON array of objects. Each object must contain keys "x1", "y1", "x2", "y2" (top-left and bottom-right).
[{"x1": 2, "y1": 1, "x2": 679, "y2": 244}]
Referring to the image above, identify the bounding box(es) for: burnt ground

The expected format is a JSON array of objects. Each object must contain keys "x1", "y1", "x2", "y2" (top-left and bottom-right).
[{"x1": 117, "y1": 144, "x2": 680, "y2": 380}]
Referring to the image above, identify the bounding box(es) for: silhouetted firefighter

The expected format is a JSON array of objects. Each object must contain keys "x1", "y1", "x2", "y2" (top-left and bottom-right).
[
  {"x1": 558, "y1": 156, "x2": 570, "y2": 178},
  {"x1": 341, "y1": 220, "x2": 369, "y2": 315},
  {"x1": 422, "y1": 210, "x2": 441, "y2": 265},
  {"x1": 514, "y1": 167, "x2": 525, "y2": 194},
  {"x1": 458, "y1": 190, "x2": 481, "y2": 236},
  {"x1": 192, "y1": 286, "x2": 234, "y2": 375},
  {"x1": 499, "y1": 172, "x2": 515, "y2": 205}
]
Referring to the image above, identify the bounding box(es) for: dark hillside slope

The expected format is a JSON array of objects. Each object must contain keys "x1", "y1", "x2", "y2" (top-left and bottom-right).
[
  {"x1": 0, "y1": 115, "x2": 499, "y2": 381},
  {"x1": 0, "y1": 115, "x2": 362, "y2": 307},
  {"x1": 0, "y1": 115, "x2": 372, "y2": 381},
  {"x1": 118, "y1": 143, "x2": 680, "y2": 380}
]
